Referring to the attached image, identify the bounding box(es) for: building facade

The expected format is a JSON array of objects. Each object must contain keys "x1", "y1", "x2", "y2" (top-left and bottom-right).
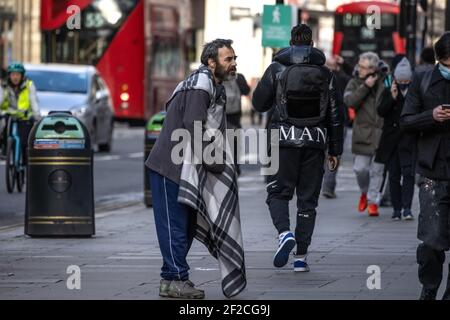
[{"x1": 0, "y1": 0, "x2": 41, "y2": 73}]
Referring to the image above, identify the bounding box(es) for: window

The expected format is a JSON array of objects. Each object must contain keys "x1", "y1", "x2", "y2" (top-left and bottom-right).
[
  {"x1": 27, "y1": 70, "x2": 88, "y2": 94},
  {"x1": 343, "y1": 14, "x2": 362, "y2": 27},
  {"x1": 43, "y1": 0, "x2": 139, "y2": 65},
  {"x1": 152, "y1": 41, "x2": 183, "y2": 79}
]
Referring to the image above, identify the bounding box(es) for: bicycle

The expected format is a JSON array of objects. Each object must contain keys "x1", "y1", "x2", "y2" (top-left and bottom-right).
[{"x1": 1, "y1": 110, "x2": 28, "y2": 193}]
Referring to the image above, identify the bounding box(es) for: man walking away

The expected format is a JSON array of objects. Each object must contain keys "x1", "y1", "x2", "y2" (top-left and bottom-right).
[{"x1": 253, "y1": 24, "x2": 344, "y2": 272}]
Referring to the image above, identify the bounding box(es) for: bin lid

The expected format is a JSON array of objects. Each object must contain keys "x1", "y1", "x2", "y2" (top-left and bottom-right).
[
  {"x1": 34, "y1": 115, "x2": 85, "y2": 140},
  {"x1": 146, "y1": 112, "x2": 166, "y2": 132},
  {"x1": 32, "y1": 115, "x2": 88, "y2": 150}
]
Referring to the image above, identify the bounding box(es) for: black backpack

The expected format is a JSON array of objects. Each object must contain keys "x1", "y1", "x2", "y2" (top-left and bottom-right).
[{"x1": 275, "y1": 63, "x2": 329, "y2": 127}]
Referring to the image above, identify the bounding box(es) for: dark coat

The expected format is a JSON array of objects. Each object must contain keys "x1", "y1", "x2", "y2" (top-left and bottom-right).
[
  {"x1": 333, "y1": 69, "x2": 351, "y2": 126},
  {"x1": 375, "y1": 88, "x2": 416, "y2": 167},
  {"x1": 344, "y1": 75, "x2": 385, "y2": 156},
  {"x1": 252, "y1": 45, "x2": 344, "y2": 156},
  {"x1": 401, "y1": 66, "x2": 450, "y2": 180}
]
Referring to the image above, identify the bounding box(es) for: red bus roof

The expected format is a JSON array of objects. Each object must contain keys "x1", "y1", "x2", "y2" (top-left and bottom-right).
[
  {"x1": 335, "y1": 1, "x2": 399, "y2": 14},
  {"x1": 41, "y1": 0, "x2": 94, "y2": 30}
]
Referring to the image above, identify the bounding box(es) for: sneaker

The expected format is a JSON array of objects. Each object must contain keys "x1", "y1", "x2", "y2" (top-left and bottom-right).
[
  {"x1": 322, "y1": 189, "x2": 337, "y2": 199},
  {"x1": 273, "y1": 231, "x2": 296, "y2": 268},
  {"x1": 419, "y1": 287, "x2": 437, "y2": 300},
  {"x1": 293, "y1": 255, "x2": 310, "y2": 273},
  {"x1": 159, "y1": 279, "x2": 171, "y2": 297},
  {"x1": 368, "y1": 203, "x2": 379, "y2": 217},
  {"x1": 358, "y1": 193, "x2": 368, "y2": 212},
  {"x1": 391, "y1": 211, "x2": 402, "y2": 221},
  {"x1": 403, "y1": 209, "x2": 414, "y2": 221},
  {"x1": 166, "y1": 280, "x2": 205, "y2": 299},
  {"x1": 379, "y1": 198, "x2": 392, "y2": 208},
  {"x1": 442, "y1": 286, "x2": 450, "y2": 300}
]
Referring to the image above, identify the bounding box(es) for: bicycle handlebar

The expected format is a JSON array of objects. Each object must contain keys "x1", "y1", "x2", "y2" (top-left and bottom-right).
[{"x1": 0, "y1": 109, "x2": 29, "y2": 119}]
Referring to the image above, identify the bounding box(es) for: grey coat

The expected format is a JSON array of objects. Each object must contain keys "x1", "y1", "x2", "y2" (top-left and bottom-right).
[{"x1": 344, "y1": 76, "x2": 385, "y2": 156}]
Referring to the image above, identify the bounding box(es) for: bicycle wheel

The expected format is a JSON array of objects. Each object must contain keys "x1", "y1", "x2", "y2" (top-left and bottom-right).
[
  {"x1": 16, "y1": 155, "x2": 25, "y2": 193},
  {"x1": 5, "y1": 138, "x2": 16, "y2": 193}
]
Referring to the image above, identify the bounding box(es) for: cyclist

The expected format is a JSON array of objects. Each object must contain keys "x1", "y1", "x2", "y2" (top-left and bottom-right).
[{"x1": 0, "y1": 62, "x2": 40, "y2": 164}]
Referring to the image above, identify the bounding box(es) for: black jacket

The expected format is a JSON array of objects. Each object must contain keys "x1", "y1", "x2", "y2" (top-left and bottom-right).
[
  {"x1": 252, "y1": 45, "x2": 344, "y2": 156},
  {"x1": 376, "y1": 88, "x2": 416, "y2": 166},
  {"x1": 146, "y1": 87, "x2": 226, "y2": 185},
  {"x1": 401, "y1": 65, "x2": 450, "y2": 180},
  {"x1": 333, "y1": 69, "x2": 351, "y2": 126}
]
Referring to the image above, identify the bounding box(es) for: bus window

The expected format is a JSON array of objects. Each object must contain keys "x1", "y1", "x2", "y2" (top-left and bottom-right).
[
  {"x1": 343, "y1": 14, "x2": 362, "y2": 27},
  {"x1": 43, "y1": 0, "x2": 138, "y2": 65},
  {"x1": 152, "y1": 41, "x2": 183, "y2": 79}
]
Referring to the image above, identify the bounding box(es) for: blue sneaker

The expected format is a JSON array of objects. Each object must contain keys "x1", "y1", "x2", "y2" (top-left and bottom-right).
[
  {"x1": 273, "y1": 232, "x2": 296, "y2": 268},
  {"x1": 294, "y1": 255, "x2": 310, "y2": 272},
  {"x1": 403, "y1": 209, "x2": 414, "y2": 221}
]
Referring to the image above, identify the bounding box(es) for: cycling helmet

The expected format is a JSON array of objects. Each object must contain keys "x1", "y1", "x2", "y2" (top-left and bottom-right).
[{"x1": 7, "y1": 62, "x2": 26, "y2": 75}]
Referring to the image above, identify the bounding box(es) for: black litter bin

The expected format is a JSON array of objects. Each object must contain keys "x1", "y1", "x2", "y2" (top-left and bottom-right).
[
  {"x1": 25, "y1": 112, "x2": 94, "y2": 237},
  {"x1": 144, "y1": 112, "x2": 166, "y2": 207}
]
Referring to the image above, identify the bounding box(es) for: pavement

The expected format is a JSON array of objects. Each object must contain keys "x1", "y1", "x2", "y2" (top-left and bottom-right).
[
  {"x1": 0, "y1": 125, "x2": 146, "y2": 227},
  {"x1": 2, "y1": 147, "x2": 449, "y2": 300}
]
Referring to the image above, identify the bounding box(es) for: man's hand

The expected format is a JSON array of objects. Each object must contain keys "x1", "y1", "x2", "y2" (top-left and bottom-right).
[
  {"x1": 365, "y1": 74, "x2": 378, "y2": 88},
  {"x1": 335, "y1": 55, "x2": 344, "y2": 65},
  {"x1": 391, "y1": 81, "x2": 398, "y2": 100},
  {"x1": 433, "y1": 105, "x2": 450, "y2": 122},
  {"x1": 328, "y1": 155, "x2": 340, "y2": 172}
]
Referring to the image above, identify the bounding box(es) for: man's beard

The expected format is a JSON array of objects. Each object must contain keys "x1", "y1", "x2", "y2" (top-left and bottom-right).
[{"x1": 214, "y1": 64, "x2": 236, "y2": 82}]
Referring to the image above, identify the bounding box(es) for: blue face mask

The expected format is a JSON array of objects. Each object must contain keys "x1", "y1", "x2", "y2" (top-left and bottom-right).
[{"x1": 439, "y1": 63, "x2": 450, "y2": 80}]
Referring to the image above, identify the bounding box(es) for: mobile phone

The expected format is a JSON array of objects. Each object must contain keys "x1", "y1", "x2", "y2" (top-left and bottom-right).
[{"x1": 442, "y1": 104, "x2": 450, "y2": 110}]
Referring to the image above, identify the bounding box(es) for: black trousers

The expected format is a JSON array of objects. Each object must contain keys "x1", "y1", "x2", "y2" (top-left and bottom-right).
[
  {"x1": 387, "y1": 152, "x2": 415, "y2": 211},
  {"x1": 17, "y1": 120, "x2": 34, "y2": 165},
  {"x1": 417, "y1": 243, "x2": 450, "y2": 298},
  {"x1": 266, "y1": 147, "x2": 325, "y2": 255},
  {"x1": 417, "y1": 177, "x2": 450, "y2": 298},
  {"x1": 1, "y1": 117, "x2": 34, "y2": 164}
]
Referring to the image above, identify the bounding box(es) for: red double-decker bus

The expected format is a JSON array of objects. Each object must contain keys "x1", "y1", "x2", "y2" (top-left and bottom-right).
[
  {"x1": 40, "y1": 0, "x2": 190, "y2": 122},
  {"x1": 333, "y1": 1, "x2": 406, "y2": 67}
]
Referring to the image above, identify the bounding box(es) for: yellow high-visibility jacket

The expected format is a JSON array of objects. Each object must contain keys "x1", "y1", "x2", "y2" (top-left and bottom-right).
[{"x1": 1, "y1": 79, "x2": 39, "y2": 120}]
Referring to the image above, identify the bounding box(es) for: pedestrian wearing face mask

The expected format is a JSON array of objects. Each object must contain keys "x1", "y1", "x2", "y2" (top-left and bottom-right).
[
  {"x1": 375, "y1": 57, "x2": 415, "y2": 221},
  {"x1": 344, "y1": 52, "x2": 386, "y2": 217},
  {"x1": 401, "y1": 32, "x2": 450, "y2": 300}
]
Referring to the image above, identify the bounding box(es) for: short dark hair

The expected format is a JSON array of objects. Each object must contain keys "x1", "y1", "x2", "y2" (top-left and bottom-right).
[
  {"x1": 290, "y1": 24, "x2": 313, "y2": 46},
  {"x1": 420, "y1": 47, "x2": 435, "y2": 64},
  {"x1": 201, "y1": 39, "x2": 233, "y2": 66},
  {"x1": 434, "y1": 32, "x2": 450, "y2": 61}
]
